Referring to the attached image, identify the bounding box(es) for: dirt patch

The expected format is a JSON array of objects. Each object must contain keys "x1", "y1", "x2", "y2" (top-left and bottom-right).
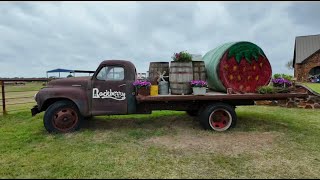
[
  {"x1": 143, "y1": 131, "x2": 283, "y2": 156},
  {"x1": 82, "y1": 115, "x2": 198, "y2": 131}
]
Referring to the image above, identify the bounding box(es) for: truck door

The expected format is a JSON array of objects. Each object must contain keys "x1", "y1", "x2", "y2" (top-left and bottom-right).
[{"x1": 91, "y1": 65, "x2": 128, "y2": 115}]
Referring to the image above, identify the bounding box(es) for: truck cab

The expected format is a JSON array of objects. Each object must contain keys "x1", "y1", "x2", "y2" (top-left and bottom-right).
[
  {"x1": 32, "y1": 60, "x2": 138, "y2": 133},
  {"x1": 90, "y1": 60, "x2": 137, "y2": 116}
]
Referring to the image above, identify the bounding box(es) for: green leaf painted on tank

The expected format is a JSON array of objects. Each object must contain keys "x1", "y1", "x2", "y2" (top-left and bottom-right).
[
  {"x1": 259, "y1": 49, "x2": 266, "y2": 57},
  {"x1": 235, "y1": 53, "x2": 243, "y2": 63},
  {"x1": 244, "y1": 51, "x2": 253, "y2": 63},
  {"x1": 228, "y1": 42, "x2": 266, "y2": 64},
  {"x1": 252, "y1": 52, "x2": 258, "y2": 61},
  {"x1": 228, "y1": 44, "x2": 248, "y2": 58}
]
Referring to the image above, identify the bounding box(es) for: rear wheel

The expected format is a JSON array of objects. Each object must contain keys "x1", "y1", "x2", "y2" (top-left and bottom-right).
[
  {"x1": 199, "y1": 103, "x2": 237, "y2": 131},
  {"x1": 44, "y1": 100, "x2": 83, "y2": 133}
]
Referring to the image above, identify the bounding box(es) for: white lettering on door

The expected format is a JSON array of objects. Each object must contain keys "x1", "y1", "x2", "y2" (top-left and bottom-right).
[{"x1": 92, "y1": 88, "x2": 126, "y2": 101}]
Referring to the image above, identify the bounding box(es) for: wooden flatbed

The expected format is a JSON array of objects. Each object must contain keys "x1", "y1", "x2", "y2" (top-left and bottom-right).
[{"x1": 136, "y1": 91, "x2": 309, "y2": 102}]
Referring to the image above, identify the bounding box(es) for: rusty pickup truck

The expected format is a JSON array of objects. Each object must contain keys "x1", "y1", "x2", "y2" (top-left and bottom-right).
[{"x1": 31, "y1": 60, "x2": 308, "y2": 133}]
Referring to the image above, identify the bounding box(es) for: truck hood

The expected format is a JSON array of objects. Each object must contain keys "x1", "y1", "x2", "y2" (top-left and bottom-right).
[{"x1": 47, "y1": 76, "x2": 91, "y2": 87}]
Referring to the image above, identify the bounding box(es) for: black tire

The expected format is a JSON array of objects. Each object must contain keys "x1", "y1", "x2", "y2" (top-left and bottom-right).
[
  {"x1": 186, "y1": 110, "x2": 198, "y2": 117},
  {"x1": 44, "y1": 100, "x2": 83, "y2": 133},
  {"x1": 199, "y1": 103, "x2": 237, "y2": 131}
]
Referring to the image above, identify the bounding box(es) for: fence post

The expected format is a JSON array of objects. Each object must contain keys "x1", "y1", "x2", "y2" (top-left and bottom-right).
[{"x1": 1, "y1": 81, "x2": 7, "y2": 116}]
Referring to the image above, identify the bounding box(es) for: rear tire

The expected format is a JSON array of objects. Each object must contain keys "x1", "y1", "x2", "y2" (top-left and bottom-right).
[
  {"x1": 199, "y1": 103, "x2": 237, "y2": 131},
  {"x1": 44, "y1": 100, "x2": 83, "y2": 133}
]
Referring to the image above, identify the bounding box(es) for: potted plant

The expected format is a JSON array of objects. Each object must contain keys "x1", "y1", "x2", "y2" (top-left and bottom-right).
[
  {"x1": 272, "y1": 78, "x2": 292, "y2": 87},
  {"x1": 190, "y1": 80, "x2": 207, "y2": 95},
  {"x1": 133, "y1": 80, "x2": 151, "y2": 96},
  {"x1": 271, "y1": 77, "x2": 293, "y2": 93},
  {"x1": 172, "y1": 51, "x2": 193, "y2": 62}
]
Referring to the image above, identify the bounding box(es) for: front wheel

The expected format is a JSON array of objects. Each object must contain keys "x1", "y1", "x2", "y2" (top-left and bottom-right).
[
  {"x1": 44, "y1": 100, "x2": 83, "y2": 133},
  {"x1": 199, "y1": 103, "x2": 237, "y2": 131}
]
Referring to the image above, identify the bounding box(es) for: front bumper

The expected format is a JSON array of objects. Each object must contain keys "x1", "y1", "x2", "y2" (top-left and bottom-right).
[{"x1": 31, "y1": 105, "x2": 40, "y2": 116}]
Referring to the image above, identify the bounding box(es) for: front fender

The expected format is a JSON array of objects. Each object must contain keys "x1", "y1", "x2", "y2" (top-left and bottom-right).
[{"x1": 36, "y1": 87, "x2": 90, "y2": 117}]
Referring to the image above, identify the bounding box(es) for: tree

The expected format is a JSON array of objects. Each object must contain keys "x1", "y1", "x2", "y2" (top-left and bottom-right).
[{"x1": 286, "y1": 59, "x2": 294, "y2": 70}]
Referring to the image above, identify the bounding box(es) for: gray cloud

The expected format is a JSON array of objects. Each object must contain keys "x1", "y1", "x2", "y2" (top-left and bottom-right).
[
  {"x1": 0, "y1": 2, "x2": 319, "y2": 78},
  {"x1": 287, "y1": 2, "x2": 320, "y2": 29}
]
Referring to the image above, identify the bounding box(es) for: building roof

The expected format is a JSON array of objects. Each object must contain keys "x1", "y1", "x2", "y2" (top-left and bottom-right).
[
  {"x1": 46, "y1": 68, "x2": 74, "y2": 73},
  {"x1": 294, "y1": 34, "x2": 320, "y2": 65}
]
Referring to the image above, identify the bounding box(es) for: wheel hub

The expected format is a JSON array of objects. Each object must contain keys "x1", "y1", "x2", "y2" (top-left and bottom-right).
[
  {"x1": 53, "y1": 108, "x2": 79, "y2": 132},
  {"x1": 209, "y1": 109, "x2": 232, "y2": 131}
]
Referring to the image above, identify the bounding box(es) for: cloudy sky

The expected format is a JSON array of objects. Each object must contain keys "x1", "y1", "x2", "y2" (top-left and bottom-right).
[{"x1": 0, "y1": 1, "x2": 319, "y2": 78}]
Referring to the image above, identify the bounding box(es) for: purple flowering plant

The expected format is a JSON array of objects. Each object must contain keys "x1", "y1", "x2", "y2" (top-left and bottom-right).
[
  {"x1": 272, "y1": 78, "x2": 292, "y2": 87},
  {"x1": 190, "y1": 80, "x2": 207, "y2": 87},
  {"x1": 133, "y1": 80, "x2": 151, "y2": 89}
]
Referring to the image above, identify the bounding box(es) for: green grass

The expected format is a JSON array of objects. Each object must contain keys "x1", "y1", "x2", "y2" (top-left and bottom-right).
[
  {"x1": 303, "y1": 83, "x2": 320, "y2": 93},
  {"x1": 2, "y1": 82, "x2": 45, "y2": 92},
  {"x1": 0, "y1": 82, "x2": 45, "y2": 114},
  {"x1": 0, "y1": 107, "x2": 319, "y2": 178}
]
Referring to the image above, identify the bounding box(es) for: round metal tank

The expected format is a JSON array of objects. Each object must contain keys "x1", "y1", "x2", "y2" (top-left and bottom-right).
[{"x1": 203, "y1": 41, "x2": 272, "y2": 93}]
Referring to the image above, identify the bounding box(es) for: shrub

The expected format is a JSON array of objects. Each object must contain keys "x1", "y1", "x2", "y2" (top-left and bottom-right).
[
  {"x1": 273, "y1": 74, "x2": 282, "y2": 79},
  {"x1": 257, "y1": 86, "x2": 275, "y2": 94},
  {"x1": 273, "y1": 74, "x2": 293, "y2": 81},
  {"x1": 282, "y1": 74, "x2": 293, "y2": 81}
]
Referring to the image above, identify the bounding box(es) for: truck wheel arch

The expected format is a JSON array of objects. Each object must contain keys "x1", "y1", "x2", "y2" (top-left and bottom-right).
[{"x1": 41, "y1": 98, "x2": 78, "y2": 112}]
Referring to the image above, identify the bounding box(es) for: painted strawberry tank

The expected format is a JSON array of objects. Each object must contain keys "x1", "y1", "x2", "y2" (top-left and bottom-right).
[{"x1": 203, "y1": 41, "x2": 272, "y2": 93}]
